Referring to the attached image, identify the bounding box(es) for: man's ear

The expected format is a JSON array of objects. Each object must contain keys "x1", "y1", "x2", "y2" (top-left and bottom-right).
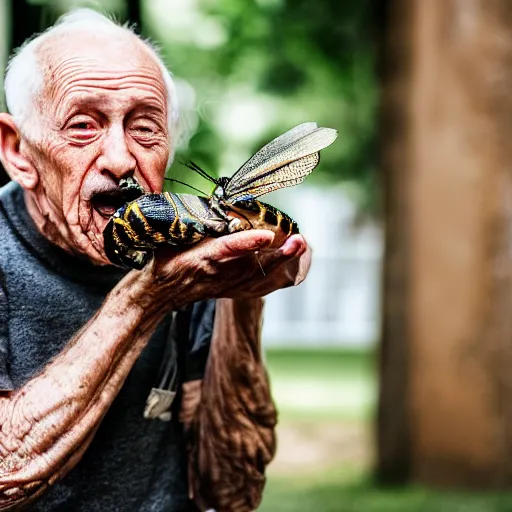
[{"x1": 0, "y1": 113, "x2": 39, "y2": 189}]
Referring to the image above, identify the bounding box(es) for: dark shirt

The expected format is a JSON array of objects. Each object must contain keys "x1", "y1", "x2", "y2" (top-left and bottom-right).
[{"x1": 0, "y1": 182, "x2": 214, "y2": 511}]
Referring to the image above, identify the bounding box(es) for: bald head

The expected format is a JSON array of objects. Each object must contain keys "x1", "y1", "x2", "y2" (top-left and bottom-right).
[
  {"x1": 4, "y1": 9, "x2": 179, "y2": 160},
  {"x1": 0, "y1": 8, "x2": 181, "y2": 266},
  {"x1": 38, "y1": 28, "x2": 165, "y2": 120}
]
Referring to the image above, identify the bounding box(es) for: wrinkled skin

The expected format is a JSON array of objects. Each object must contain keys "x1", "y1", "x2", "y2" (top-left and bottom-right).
[
  {"x1": 2, "y1": 30, "x2": 169, "y2": 265},
  {"x1": 0, "y1": 23, "x2": 311, "y2": 512}
]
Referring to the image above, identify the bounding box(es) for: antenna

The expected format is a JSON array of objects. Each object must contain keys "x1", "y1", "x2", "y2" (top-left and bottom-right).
[
  {"x1": 164, "y1": 178, "x2": 208, "y2": 196},
  {"x1": 180, "y1": 160, "x2": 219, "y2": 185}
]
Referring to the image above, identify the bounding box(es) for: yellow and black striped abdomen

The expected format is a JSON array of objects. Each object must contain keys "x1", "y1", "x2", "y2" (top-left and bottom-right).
[
  {"x1": 104, "y1": 192, "x2": 222, "y2": 269},
  {"x1": 104, "y1": 193, "x2": 300, "y2": 269},
  {"x1": 257, "y1": 200, "x2": 299, "y2": 236},
  {"x1": 227, "y1": 198, "x2": 299, "y2": 247},
  {"x1": 118, "y1": 193, "x2": 208, "y2": 246}
]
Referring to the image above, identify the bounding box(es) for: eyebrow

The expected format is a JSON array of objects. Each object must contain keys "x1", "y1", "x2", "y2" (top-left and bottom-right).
[
  {"x1": 59, "y1": 94, "x2": 166, "y2": 119},
  {"x1": 129, "y1": 102, "x2": 166, "y2": 116}
]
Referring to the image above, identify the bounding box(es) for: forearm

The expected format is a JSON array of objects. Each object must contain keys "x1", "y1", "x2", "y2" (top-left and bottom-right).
[
  {"x1": 185, "y1": 298, "x2": 277, "y2": 512},
  {"x1": 0, "y1": 266, "x2": 168, "y2": 509},
  {"x1": 0, "y1": 223, "x2": 307, "y2": 510}
]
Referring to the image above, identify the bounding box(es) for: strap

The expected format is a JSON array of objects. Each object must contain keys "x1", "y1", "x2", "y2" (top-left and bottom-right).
[{"x1": 143, "y1": 312, "x2": 180, "y2": 421}]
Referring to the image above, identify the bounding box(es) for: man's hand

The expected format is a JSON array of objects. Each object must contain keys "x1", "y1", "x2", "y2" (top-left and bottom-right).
[{"x1": 143, "y1": 230, "x2": 311, "y2": 309}]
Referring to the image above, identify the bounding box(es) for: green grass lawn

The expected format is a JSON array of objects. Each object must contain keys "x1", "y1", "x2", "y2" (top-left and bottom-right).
[
  {"x1": 261, "y1": 470, "x2": 512, "y2": 512},
  {"x1": 265, "y1": 348, "x2": 376, "y2": 421},
  {"x1": 260, "y1": 348, "x2": 512, "y2": 512}
]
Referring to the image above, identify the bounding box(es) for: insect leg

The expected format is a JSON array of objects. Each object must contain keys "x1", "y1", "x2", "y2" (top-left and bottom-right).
[
  {"x1": 103, "y1": 212, "x2": 153, "y2": 270},
  {"x1": 119, "y1": 176, "x2": 146, "y2": 202}
]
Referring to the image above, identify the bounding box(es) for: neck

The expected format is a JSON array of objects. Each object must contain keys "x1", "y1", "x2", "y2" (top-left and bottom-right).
[
  {"x1": 24, "y1": 189, "x2": 74, "y2": 253},
  {"x1": 24, "y1": 188, "x2": 109, "y2": 266}
]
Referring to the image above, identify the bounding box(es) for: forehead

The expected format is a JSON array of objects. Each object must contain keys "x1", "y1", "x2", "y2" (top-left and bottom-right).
[{"x1": 37, "y1": 30, "x2": 166, "y2": 111}]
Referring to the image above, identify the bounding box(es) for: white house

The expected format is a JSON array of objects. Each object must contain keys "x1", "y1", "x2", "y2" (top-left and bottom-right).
[{"x1": 261, "y1": 186, "x2": 383, "y2": 348}]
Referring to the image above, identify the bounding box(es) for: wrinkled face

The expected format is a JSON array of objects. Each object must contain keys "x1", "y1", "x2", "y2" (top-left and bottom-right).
[{"x1": 24, "y1": 30, "x2": 170, "y2": 265}]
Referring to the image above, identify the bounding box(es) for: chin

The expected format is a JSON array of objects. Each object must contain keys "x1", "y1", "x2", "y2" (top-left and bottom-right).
[
  {"x1": 79, "y1": 237, "x2": 112, "y2": 266},
  {"x1": 68, "y1": 219, "x2": 112, "y2": 267},
  {"x1": 88, "y1": 230, "x2": 116, "y2": 267},
  {"x1": 72, "y1": 202, "x2": 113, "y2": 263},
  {"x1": 76, "y1": 181, "x2": 140, "y2": 267}
]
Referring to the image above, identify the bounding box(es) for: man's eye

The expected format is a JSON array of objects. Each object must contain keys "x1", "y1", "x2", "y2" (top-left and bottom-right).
[
  {"x1": 71, "y1": 122, "x2": 92, "y2": 130},
  {"x1": 134, "y1": 125, "x2": 155, "y2": 133},
  {"x1": 63, "y1": 118, "x2": 98, "y2": 142}
]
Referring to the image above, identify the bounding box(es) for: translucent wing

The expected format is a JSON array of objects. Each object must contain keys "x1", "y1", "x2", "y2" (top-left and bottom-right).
[
  {"x1": 227, "y1": 152, "x2": 320, "y2": 202},
  {"x1": 224, "y1": 123, "x2": 338, "y2": 200}
]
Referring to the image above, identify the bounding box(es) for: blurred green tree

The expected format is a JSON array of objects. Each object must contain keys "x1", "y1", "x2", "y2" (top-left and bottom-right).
[
  {"x1": 143, "y1": 0, "x2": 379, "y2": 213},
  {"x1": 1, "y1": 0, "x2": 380, "y2": 213}
]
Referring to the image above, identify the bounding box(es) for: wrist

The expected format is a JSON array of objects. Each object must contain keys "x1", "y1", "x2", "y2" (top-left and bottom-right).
[
  {"x1": 117, "y1": 259, "x2": 203, "y2": 320},
  {"x1": 105, "y1": 263, "x2": 171, "y2": 328},
  {"x1": 220, "y1": 297, "x2": 264, "y2": 319},
  {"x1": 228, "y1": 296, "x2": 264, "y2": 308}
]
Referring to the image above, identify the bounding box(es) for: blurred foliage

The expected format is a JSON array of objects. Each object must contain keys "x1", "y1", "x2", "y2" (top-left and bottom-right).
[
  {"x1": 5, "y1": 0, "x2": 379, "y2": 211},
  {"x1": 143, "y1": 0, "x2": 379, "y2": 213}
]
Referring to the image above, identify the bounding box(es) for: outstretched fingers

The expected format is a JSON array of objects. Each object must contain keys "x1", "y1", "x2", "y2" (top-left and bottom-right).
[
  {"x1": 206, "y1": 230, "x2": 275, "y2": 262},
  {"x1": 151, "y1": 231, "x2": 312, "y2": 301},
  {"x1": 278, "y1": 234, "x2": 308, "y2": 257}
]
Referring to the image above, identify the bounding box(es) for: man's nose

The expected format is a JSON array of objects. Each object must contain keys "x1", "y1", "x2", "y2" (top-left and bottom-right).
[{"x1": 97, "y1": 125, "x2": 136, "y2": 179}]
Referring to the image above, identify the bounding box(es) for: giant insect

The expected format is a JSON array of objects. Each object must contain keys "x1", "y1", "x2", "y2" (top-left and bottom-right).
[{"x1": 103, "y1": 122, "x2": 338, "y2": 269}]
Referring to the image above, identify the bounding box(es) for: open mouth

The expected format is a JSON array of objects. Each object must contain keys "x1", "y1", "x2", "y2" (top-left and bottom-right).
[{"x1": 90, "y1": 190, "x2": 128, "y2": 219}]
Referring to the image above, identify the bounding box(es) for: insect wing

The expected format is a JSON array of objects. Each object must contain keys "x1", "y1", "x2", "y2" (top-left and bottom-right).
[
  {"x1": 176, "y1": 194, "x2": 217, "y2": 221},
  {"x1": 224, "y1": 125, "x2": 337, "y2": 201},
  {"x1": 225, "y1": 123, "x2": 318, "y2": 192},
  {"x1": 227, "y1": 152, "x2": 320, "y2": 201}
]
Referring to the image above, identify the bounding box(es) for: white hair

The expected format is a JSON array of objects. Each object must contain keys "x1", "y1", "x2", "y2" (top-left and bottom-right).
[{"x1": 4, "y1": 8, "x2": 182, "y2": 165}]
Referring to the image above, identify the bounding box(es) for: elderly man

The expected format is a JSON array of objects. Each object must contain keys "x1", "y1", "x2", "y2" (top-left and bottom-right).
[{"x1": 0, "y1": 8, "x2": 310, "y2": 512}]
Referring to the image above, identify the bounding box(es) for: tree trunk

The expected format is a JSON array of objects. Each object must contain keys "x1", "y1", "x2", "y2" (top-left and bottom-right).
[
  {"x1": 379, "y1": 0, "x2": 512, "y2": 488},
  {"x1": 376, "y1": 0, "x2": 414, "y2": 484}
]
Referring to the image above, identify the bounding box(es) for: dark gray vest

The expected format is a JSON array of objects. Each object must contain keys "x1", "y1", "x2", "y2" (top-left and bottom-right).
[{"x1": 0, "y1": 182, "x2": 213, "y2": 512}]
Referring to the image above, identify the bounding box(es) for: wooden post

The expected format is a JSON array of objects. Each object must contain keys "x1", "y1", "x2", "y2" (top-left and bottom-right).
[
  {"x1": 377, "y1": 0, "x2": 414, "y2": 484},
  {"x1": 379, "y1": 0, "x2": 512, "y2": 488}
]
